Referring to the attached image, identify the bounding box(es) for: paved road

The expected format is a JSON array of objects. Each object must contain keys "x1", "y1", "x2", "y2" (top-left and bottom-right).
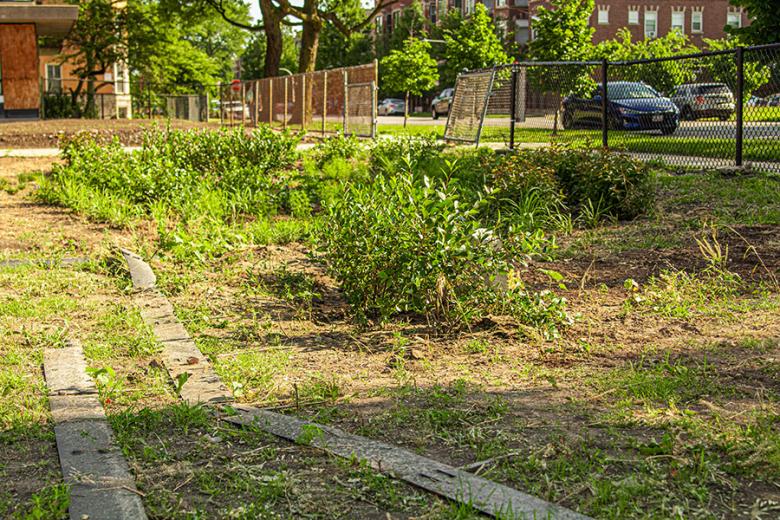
[{"x1": 377, "y1": 115, "x2": 780, "y2": 140}]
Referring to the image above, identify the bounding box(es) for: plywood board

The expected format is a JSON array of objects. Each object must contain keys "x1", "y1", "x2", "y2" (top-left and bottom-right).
[{"x1": 0, "y1": 24, "x2": 40, "y2": 110}]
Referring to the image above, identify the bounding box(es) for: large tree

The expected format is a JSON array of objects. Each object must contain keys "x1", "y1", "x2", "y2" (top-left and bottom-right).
[
  {"x1": 241, "y1": 30, "x2": 299, "y2": 79},
  {"x1": 191, "y1": 0, "x2": 387, "y2": 76},
  {"x1": 381, "y1": 37, "x2": 439, "y2": 127},
  {"x1": 726, "y1": 0, "x2": 780, "y2": 45},
  {"x1": 527, "y1": 0, "x2": 595, "y2": 132},
  {"x1": 441, "y1": 4, "x2": 508, "y2": 86},
  {"x1": 593, "y1": 29, "x2": 699, "y2": 95},
  {"x1": 60, "y1": 0, "x2": 127, "y2": 116},
  {"x1": 705, "y1": 36, "x2": 772, "y2": 101}
]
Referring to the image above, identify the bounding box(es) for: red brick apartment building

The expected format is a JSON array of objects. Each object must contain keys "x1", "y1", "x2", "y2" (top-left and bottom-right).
[
  {"x1": 375, "y1": 0, "x2": 750, "y2": 48},
  {"x1": 0, "y1": 0, "x2": 132, "y2": 119}
]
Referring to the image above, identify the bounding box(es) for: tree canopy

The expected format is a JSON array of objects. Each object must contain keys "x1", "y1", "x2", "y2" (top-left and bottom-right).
[
  {"x1": 442, "y1": 4, "x2": 507, "y2": 85},
  {"x1": 726, "y1": 0, "x2": 780, "y2": 45},
  {"x1": 381, "y1": 37, "x2": 439, "y2": 125}
]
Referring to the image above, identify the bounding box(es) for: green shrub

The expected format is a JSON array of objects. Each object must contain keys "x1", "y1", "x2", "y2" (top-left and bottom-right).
[
  {"x1": 490, "y1": 147, "x2": 654, "y2": 224},
  {"x1": 321, "y1": 172, "x2": 570, "y2": 332},
  {"x1": 368, "y1": 134, "x2": 444, "y2": 176},
  {"x1": 310, "y1": 133, "x2": 365, "y2": 169}
]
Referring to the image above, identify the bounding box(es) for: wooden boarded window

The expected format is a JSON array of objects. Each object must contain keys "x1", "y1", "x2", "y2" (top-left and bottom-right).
[{"x1": 0, "y1": 24, "x2": 40, "y2": 111}]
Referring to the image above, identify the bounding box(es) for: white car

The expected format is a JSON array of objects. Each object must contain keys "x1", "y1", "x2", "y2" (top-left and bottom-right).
[{"x1": 378, "y1": 98, "x2": 406, "y2": 116}]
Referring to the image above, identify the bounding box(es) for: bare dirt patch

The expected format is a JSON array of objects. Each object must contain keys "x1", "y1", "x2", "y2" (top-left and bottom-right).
[{"x1": 0, "y1": 119, "x2": 217, "y2": 149}]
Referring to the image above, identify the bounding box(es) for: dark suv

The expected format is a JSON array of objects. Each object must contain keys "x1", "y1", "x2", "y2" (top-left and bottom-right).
[{"x1": 670, "y1": 83, "x2": 735, "y2": 121}]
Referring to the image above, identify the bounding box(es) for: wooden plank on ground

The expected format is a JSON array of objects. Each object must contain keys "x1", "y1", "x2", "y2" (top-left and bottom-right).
[{"x1": 43, "y1": 341, "x2": 148, "y2": 520}]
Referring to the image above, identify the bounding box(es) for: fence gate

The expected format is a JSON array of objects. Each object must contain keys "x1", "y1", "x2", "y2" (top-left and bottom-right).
[{"x1": 444, "y1": 69, "x2": 495, "y2": 145}]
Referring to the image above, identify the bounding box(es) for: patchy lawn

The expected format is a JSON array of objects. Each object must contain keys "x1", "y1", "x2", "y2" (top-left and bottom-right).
[{"x1": 2, "y1": 131, "x2": 779, "y2": 519}]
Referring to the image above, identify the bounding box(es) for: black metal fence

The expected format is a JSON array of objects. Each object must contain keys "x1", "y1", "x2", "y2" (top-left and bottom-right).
[
  {"x1": 445, "y1": 42, "x2": 780, "y2": 172},
  {"x1": 40, "y1": 78, "x2": 212, "y2": 121}
]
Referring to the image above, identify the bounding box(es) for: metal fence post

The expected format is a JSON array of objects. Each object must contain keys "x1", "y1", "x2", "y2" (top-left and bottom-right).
[
  {"x1": 268, "y1": 79, "x2": 274, "y2": 125},
  {"x1": 283, "y1": 77, "x2": 288, "y2": 130},
  {"x1": 509, "y1": 65, "x2": 517, "y2": 150},
  {"x1": 343, "y1": 69, "x2": 348, "y2": 134},
  {"x1": 601, "y1": 58, "x2": 609, "y2": 149},
  {"x1": 735, "y1": 46, "x2": 744, "y2": 167},
  {"x1": 254, "y1": 81, "x2": 259, "y2": 126},
  {"x1": 241, "y1": 82, "x2": 246, "y2": 126},
  {"x1": 301, "y1": 74, "x2": 307, "y2": 133},
  {"x1": 322, "y1": 71, "x2": 328, "y2": 135},
  {"x1": 371, "y1": 80, "x2": 378, "y2": 139}
]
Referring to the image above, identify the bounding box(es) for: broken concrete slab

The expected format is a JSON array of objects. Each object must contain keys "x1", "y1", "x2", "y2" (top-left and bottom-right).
[
  {"x1": 119, "y1": 249, "x2": 156, "y2": 290},
  {"x1": 120, "y1": 249, "x2": 589, "y2": 519},
  {"x1": 43, "y1": 343, "x2": 98, "y2": 395},
  {"x1": 227, "y1": 406, "x2": 590, "y2": 520},
  {"x1": 44, "y1": 341, "x2": 147, "y2": 520}
]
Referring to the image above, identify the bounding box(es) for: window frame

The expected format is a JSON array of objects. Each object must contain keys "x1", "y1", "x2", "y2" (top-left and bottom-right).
[
  {"x1": 726, "y1": 11, "x2": 741, "y2": 29},
  {"x1": 597, "y1": 8, "x2": 609, "y2": 25},
  {"x1": 671, "y1": 10, "x2": 685, "y2": 34},
  {"x1": 46, "y1": 63, "x2": 62, "y2": 94},
  {"x1": 644, "y1": 10, "x2": 658, "y2": 38},
  {"x1": 691, "y1": 11, "x2": 703, "y2": 33},
  {"x1": 628, "y1": 9, "x2": 639, "y2": 25}
]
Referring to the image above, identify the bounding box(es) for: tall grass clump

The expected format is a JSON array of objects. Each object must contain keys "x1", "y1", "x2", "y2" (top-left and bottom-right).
[
  {"x1": 37, "y1": 125, "x2": 307, "y2": 261},
  {"x1": 489, "y1": 147, "x2": 654, "y2": 226},
  {"x1": 321, "y1": 171, "x2": 570, "y2": 333}
]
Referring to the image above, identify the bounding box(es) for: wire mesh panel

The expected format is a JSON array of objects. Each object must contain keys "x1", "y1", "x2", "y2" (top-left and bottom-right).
[
  {"x1": 164, "y1": 95, "x2": 208, "y2": 122},
  {"x1": 609, "y1": 52, "x2": 737, "y2": 170},
  {"x1": 444, "y1": 70, "x2": 494, "y2": 144},
  {"x1": 345, "y1": 81, "x2": 376, "y2": 138},
  {"x1": 742, "y1": 44, "x2": 780, "y2": 172}
]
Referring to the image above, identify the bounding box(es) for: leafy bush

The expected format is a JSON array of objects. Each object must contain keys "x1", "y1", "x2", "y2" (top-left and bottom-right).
[
  {"x1": 491, "y1": 147, "x2": 654, "y2": 224},
  {"x1": 310, "y1": 133, "x2": 365, "y2": 169},
  {"x1": 322, "y1": 172, "x2": 570, "y2": 332},
  {"x1": 40, "y1": 125, "x2": 308, "y2": 262},
  {"x1": 368, "y1": 134, "x2": 444, "y2": 176}
]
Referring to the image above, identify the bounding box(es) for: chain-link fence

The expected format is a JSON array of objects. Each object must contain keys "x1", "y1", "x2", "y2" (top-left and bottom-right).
[
  {"x1": 220, "y1": 62, "x2": 378, "y2": 138},
  {"x1": 447, "y1": 43, "x2": 780, "y2": 173},
  {"x1": 39, "y1": 78, "x2": 212, "y2": 122}
]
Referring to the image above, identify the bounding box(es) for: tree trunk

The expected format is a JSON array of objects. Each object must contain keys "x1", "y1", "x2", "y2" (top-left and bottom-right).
[
  {"x1": 404, "y1": 91, "x2": 409, "y2": 128},
  {"x1": 298, "y1": 17, "x2": 321, "y2": 74},
  {"x1": 260, "y1": 0, "x2": 283, "y2": 78},
  {"x1": 85, "y1": 77, "x2": 97, "y2": 119}
]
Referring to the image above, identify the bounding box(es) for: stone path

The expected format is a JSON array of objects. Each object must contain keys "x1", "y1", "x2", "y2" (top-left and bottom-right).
[
  {"x1": 122, "y1": 249, "x2": 590, "y2": 520},
  {"x1": 44, "y1": 341, "x2": 147, "y2": 520}
]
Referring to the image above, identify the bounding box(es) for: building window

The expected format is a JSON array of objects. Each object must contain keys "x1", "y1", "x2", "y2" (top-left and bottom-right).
[
  {"x1": 597, "y1": 7, "x2": 609, "y2": 25},
  {"x1": 464, "y1": 0, "x2": 475, "y2": 15},
  {"x1": 46, "y1": 64, "x2": 62, "y2": 94},
  {"x1": 428, "y1": 2, "x2": 437, "y2": 23},
  {"x1": 391, "y1": 10, "x2": 400, "y2": 30},
  {"x1": 644, "y1": 10, "x2": 658, "y2": 38},
  {"x1": 628, "y1": 8, "x2": 639, "y2": 25},
  {"x1": 726, "y1": 11, "x2": 741, "y2": 28},
  {"x1": 115, "y1": 63, "x2": 128, "y2": 95},
  {"x1": 496, "y1": 0, "x2": 506, "y2": 7},
  {"x1": 671, "y1": 10, "x2": 685, "y2": 34},
  {"x1": 691, "y1": 11, "x2": 703, "y2": 33}
]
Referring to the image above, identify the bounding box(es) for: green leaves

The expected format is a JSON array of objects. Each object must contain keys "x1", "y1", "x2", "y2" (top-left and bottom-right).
[
  {"x1": 442, "y1": 4, "x2": 508, "y2": 85},
  {"x1": 380, "y1": 37, "x2": 439, "y2": 120}
]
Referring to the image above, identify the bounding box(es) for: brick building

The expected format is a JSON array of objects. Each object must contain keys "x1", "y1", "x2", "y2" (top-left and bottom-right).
[
  {"x1": 375, "y1": 0, "x2": 749, "y2": 48},
  {"x1": 0, "y1": 0, "x2": 131, "y2": 120}
]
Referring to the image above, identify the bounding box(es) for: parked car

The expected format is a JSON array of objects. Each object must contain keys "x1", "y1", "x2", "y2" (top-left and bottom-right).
[
  {"x1": 670, "y1": 83, "x2": 735, "y2": 121},
  {"x1": 764, "y1": 93, "x2": 780, "y2": 107},
  {"x1": 747, "y1": 95, "x2": 764, "y2": 107},
  {"x1": 378, "y1": 98, "x2": 406, "y2": 116},
  {"x1": 431, "y1": 88, "x2": 454, "y2": 119},
  {"x1": 562, "y1": 81, "x2": 679, "y2": 135}
]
